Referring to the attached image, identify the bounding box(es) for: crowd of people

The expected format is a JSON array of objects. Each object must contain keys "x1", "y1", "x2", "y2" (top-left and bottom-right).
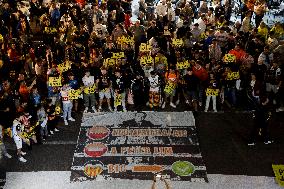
[{"x1": 0, "y1": 0, "x2": 283, "y2": 162}]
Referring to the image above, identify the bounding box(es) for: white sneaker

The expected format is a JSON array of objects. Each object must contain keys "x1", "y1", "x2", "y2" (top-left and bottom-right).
[
  {"x1": 19, "y1": 156, "x2": 27, "y2": 163},
  {"x1": 21, "y1": 151, "x2": 27, "y2": 156},
  {"x1": 64, "y1": 120, "x2": 68, "y2": 125},
  {"x1": 204, "y1": 109, "x2": 208, "y2": 112},
  {"x1": 146, "y1": 102, "x2": 149, "y2": 106},
  {"x1": 50, "y1": 130, "x2": 54, "y2": 134},
  {"x1": 54, "y1": 128, "x2": 60, "y2": 132},
  {"x1": 162, "y1": 102, "x2": 166, "y2": 109},
  {"x1": 92, "y1": 107, "x2": 97, "y2": 112},
  {"x1": 170, "y1": 102, "x2": 176, "y2": 108},
  {"x1": 5, "y1": 153, "x2": 12, "y2": 159},
  {"x1": 123, "y1": 108, "x2": 127, "y2": 112},
  {"x1": 83, "y1": 108, "x2": 88, "y2": 113},
  {"x1": 185, "y1": 100, "x2": 189, "y2": 104},
  {"x1": 98, "y1": 107, "x2": 102, "y2": 112},
  {"x1": 176, "y1": 100, "x2": 180, "y2": 105},
  {"x1": 114, "y1": 108, "x2": 117, "y2": 112},
  {"x1": 248, "y1": 142, "x2": 255, "y2": 146},
  {"x1": 264, "y1": 140, "x2": 274, "y2": 145},
  {"x1": 68, "y1": 117, "x2": 75, "y2": 121},
  {"x1": 109, "y1": 107, "x2": 113, "y2": 112}
]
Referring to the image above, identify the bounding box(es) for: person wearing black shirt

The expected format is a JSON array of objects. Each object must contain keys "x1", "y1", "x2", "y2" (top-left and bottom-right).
[
  {"x1": 183, "y1": 68, "x2": 199, "y2": 111},
  {"x1": 97, "y1": 68, "x2": 113, "y2": 111},
  {"x1": 112, "y1": 69, "x2": 127, "y2": 112}
]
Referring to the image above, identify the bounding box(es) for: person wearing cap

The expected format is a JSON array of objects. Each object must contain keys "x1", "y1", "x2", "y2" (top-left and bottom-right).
[
  {"x1": 82, "y1": 70, "x2": 96, "y2": 113},
  {"x1": 97, "y1": 67, "x2": 113, "y2": 112},
  {"x1": 113, "y1": 69, "x2": 127, "y2": 112}
]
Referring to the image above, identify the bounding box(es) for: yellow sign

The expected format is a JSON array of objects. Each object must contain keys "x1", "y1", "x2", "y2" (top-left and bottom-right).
[
  {"x1": 49, "y1": 77, "x2": 62, "y2": 87},
  {"x1": 103, "y1": 58, "x2": 116, "y2": 67},
  {"x1": 139, "y1": 43, "x2": 152, "y2": 52},
  {"x1": 84, "y1": 85, "x2": 97, "y2": 94},
  {"x1": 112, "y1": 52, "x2": 125, "y2": 59},
  {"x1": 226, "y1": 72, "x2": 240, "y2": 80},
  {"x1": 44, "y1": 27, "x2": 57, "y2": 34},
  {"x1": 21, "y1": 122, "x2": 38, "y2": 139},
  {"x1": 140, "y1": 56, "x2": 154, "y2": 66},
  {"x1": 272, "y1": 164, "x2": 284, "y2": 187},
  {"x1": 155, "y1": 56, "x2": 167, "y2": 64},
  {"x1": 176, "y1": 60, "x2": 190, "y2": 70},
  {"x1": 206, "y1": 88, "x2": 219, "y2": 96},
  {"x1": 68, "y1": 89, "x2": 81, "y2": 100},
  {"x1": 223, "y1": 54, "x2": 236, "y2": 63},
  {"x1": 58, "y1": 62, "x2": 71, "y2": 73},
  {"x1": 117, "y1": 36, "x2": 134, "y2": 45},
  {"x1": 172, "y1": 38, "x2": 184, "y2": 47},
  {"x1": 114, "y1": 94, "x2": 122, "y2": 107},
  {"x1": 164, "y1": 82, "x2": 176, "y2": 95}
]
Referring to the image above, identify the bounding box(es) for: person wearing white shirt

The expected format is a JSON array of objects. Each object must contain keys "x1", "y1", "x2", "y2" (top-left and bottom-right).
[
  {"x1": 156, "y1": 0, "x2": 167, "y2": 17},
  {"x1": 60, "y1": 82, "x2": 75, "y2": 125},
  {"x1": 166, "y1": 2, "x2": 175, "y2": 22},
  {"x1": 12, "y1": 118, "x2": 28, "y2": 163},
  {"x1": 82, "y1": 70, "x2": 96, "y2": 113}
]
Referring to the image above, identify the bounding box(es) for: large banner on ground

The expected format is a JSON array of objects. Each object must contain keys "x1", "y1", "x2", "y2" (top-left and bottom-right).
[{"x1": 71, "y1": 112, "x2": 208, "y2": 182}]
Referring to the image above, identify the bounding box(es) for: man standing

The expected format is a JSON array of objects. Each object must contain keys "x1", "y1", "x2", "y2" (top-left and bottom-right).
[
  {"x1": 148, "y1": 71, "x2": 161, "y2": 109},
  {"x1": 82, "y1": 70, "x2": 96, "y2": 113},
  {"x1": 113, "y1": 69, "x2": 127, "y2": 112},
  {"x1": 12, "y1": 117, "x2": 28, "y2": 163},
  {"x1": 97, "y1": 68, "x2": 113, "y2": 112}
]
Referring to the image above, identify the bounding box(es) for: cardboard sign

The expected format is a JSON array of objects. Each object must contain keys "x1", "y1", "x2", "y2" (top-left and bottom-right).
[
  {"x1": 164, "y1": 82, "x2": 176, "y2": 95},
  {"x1": 103, "y1": 58, "x2": 116, "y2": 67},
  {"x1": 84, "y1": 85, "x2": 97, "y2": 95},
  {"x1": 49, "y1": 77, "x2": 62, "y2": 87},
  {"x1": 117, "y1": 36, "x2": 134, "y2": 45},
  {"x1": 172, "y1": 38, "x2": 184, "y2": 47},
  {"x1": 112, "y1": 52, "x2": 125, "y2": 59},
  {"x1": 69, "y1": 89, "x2": 82, "y2": 100},
  {"x1": 226, "y1": 72, "x2": 240, "y2": 80},
  {"x1": 139, "y1": 43, "x2": 152, "y2": 52},
  {"x1": 140, "y1": 56, "x2": 154, "y2": 66},
  {"x1": 114, "y1": 94, "x2": 122, "y2": 107},
  {"x1": 58, "y1": 62, "x2": 71, "y2": 73},
  {"x1": 223, "y1": 54, "x2": 236, "y2": 63},
  {"x1": 21, "y1": 122, "x2": 38, "y2": 139},
  {"x1": 176, "y1": 60, "x2": 190, "y2": 70},
  {"x1": 206, "y1": 88, "x2": 219, "y2": 96},
  {"x1": 155, "y1": 56, "x2": 167, "y2": 64},
  {"x1": 44, "y1": 27, "x2": 57, "y2": 34},
  {"x1": 272, "y1": 164, "x2": 284, "y2": 187}
]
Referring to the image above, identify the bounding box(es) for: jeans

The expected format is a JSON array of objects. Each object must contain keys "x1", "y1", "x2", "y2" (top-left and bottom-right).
[
  {"x1": 224, "y1": 87, "x2": 237, "y2": 107},
  {"x1": 205, "y1": 95, "x2": 217, "y2": 112},
  {"x1": 84, "y1": 93, "x2": 96, "y2": 108},
  {"x1": 63, "y1": 102, "x2": 73, "y2": 121}
]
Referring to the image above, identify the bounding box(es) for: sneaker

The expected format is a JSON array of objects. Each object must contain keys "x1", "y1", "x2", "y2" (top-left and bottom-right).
[
  {"x1": 5, "y1": 153, "x2": 12, "y2": 159},
  {"x1": 264, "y1": 140, "x2": 274, "y2": 145},
  {"x1": 83, "y1": 107, "x2": 88, "y2": 113},
  {"x1": 98, "y1": 107, "x2": 102, "y2": 112},
  {"x1": 50, "y1": 130, "x2": 54, "y2": 135},
  {"x1": 68, "y1": 117, "x2": 75, "y2": 121},
  {"x1": 204, "y1": 109, "x2": 208, "y2": 112},
  {"x1": 108, "y1": 107, "x2": 113, "y2": 112},
  {"x1": 123, "y1": 108, "x2": 127, "y2": 112},
  {"x1": 21, "y1": 151, "x2": 27, "y2": 156},
  {"x1": 248, "y1": 142, "x2": 255, "y2": 146},
  {"x1": 54, "y1": 128, "x2": 60, "y2": 132},
  {"x1": 92, "y1": 107, "x2": 97, "y2": 113},
  {"x1": 146, "y1": 102, "x2": 149, "y2": 106},
  {"x1": 161, "y1": 102, "x2": 166, "y2": 109},
  {"x1": 185, "y1": 100, "x2": 189, "y2": 104},
  {"x1": 64, "y1": 120, "x2": 68, "y2": 126},
  {"x1": 19, "y1": 156, "x2": 27, "y2": 163},
  {"x1": 170, "y1": 102, "x2": 176, "y2": 108},
  {"x1": 114, "y1": 108, "x2": 117, "y2": 112},
  {"x1": 176, "y1": 100, "x2": 180, "y2": 105}
]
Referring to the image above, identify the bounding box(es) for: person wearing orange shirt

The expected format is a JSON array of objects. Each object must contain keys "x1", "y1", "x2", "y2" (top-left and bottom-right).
[
  {"x1": 228, "y1": 43, "x2": 246, "y2": 63},
  {"x1": 162, "y1": 67, "x2": 179, "y2": 109}
]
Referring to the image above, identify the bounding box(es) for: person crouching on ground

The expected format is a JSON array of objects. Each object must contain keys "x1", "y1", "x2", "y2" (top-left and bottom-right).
[
  {"x1": 12, "y1": 116, "x2": 29, "y2": 163},
  {"x1": 60, "y1": 82, "x2": 75, "y2": 125}
]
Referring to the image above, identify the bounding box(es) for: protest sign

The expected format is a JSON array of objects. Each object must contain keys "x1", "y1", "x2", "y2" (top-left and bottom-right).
[
  {"x1": 114, "y1": 94, "x2": 122, "y2": 107},
  {"x1": 49, "y1": 77, "x2": 62, "y2": 87},
  {"x1": 176, "y1": 60, "x2": 190, "y2": 70},
  {"x1": 226, "y1": 72, "x2": 240, "y2": 80},
  {"x1": 164, "y1": 82, "x2": 176, "y2": 95},
  {"x1": 112, "y1": 52, "x2": 125, "y2": 59},
  {"x1": 172, "y1": 38, "x2": 184, "y2": 47},
  {"x1": 84, "y1": 85, "x2": 97, "y2": 95},
  {"x1": 69, "y1": 89, "x2": 82, "y2": 100},
  {"x1": 223, "y1": 54, "x2": 236, "y2": 63},
  {"x1": 206, "y1": 88, "x2": 219, "y2": 96},
  {"x1": 139, "y1": 43, "x2": 152, "y2": 52},
  {"x1": 140, "y1": 56, "x2": 154, "y2": 66}
]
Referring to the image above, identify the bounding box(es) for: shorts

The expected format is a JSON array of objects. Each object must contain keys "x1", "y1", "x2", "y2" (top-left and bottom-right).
[
  {"x1": 13, "y1": 136, "x2": 22, "y2": 150},
  {"x1": 99, "y1": 90, "x2": 111, "y2": 99}
]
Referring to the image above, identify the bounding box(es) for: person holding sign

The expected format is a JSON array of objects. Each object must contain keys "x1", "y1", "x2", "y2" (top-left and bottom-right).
[
  {"x1": 162, "y1": 67, "x2": 179, "y2": 109},
  {"x1": 60, "y1": 82, "x2": 75, "y2": 126},
  {"x1": 82, "y1": 70, "x2": 97, "y2": 113},
  {"x1": 12, "y1": 117, "x2": 28, "y2": 163},
  {"x1": 205, "y1": 73, "x2": 219, "y2": 112},
  {"x1": 112, "y1": 69, "x2": 127, "y2": 112},
  {"x1": 97, "y1": 68, "x2": 113, "y2": 112}
]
